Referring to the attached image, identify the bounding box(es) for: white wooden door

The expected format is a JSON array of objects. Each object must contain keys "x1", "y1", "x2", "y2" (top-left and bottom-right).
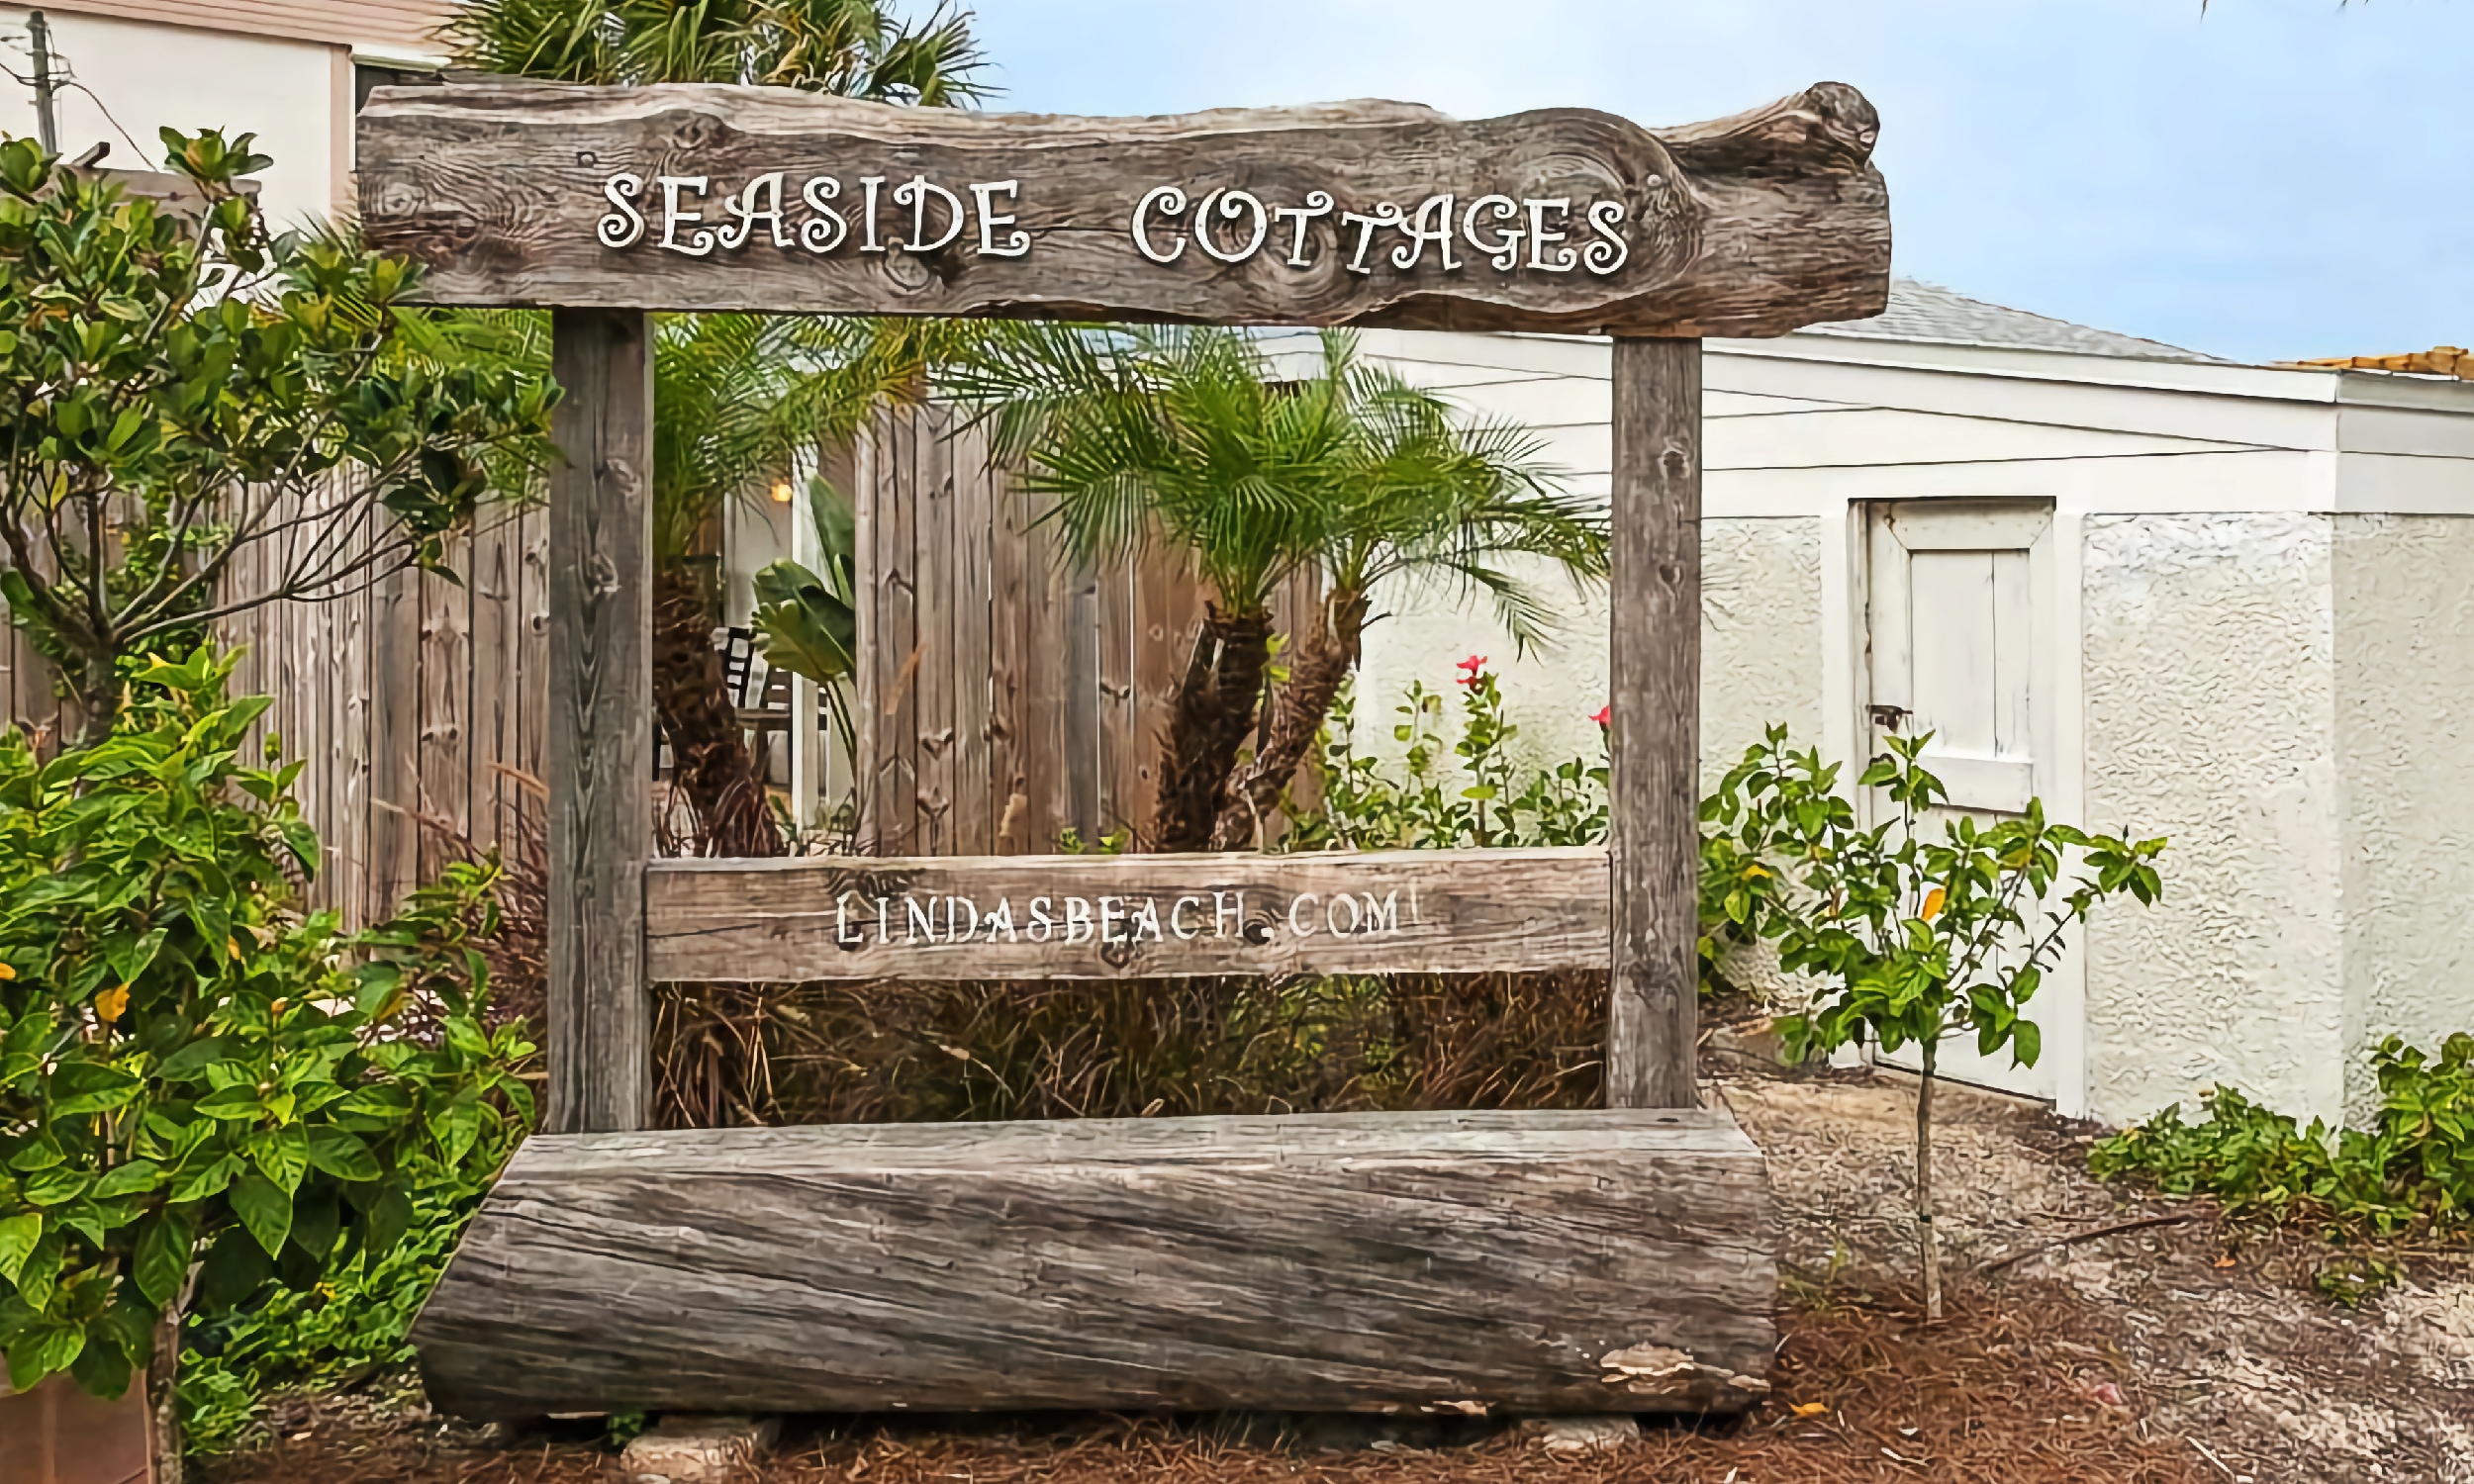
[{"x1": 1864, "y1": 501, "x2": 2055, "y2": 1099}]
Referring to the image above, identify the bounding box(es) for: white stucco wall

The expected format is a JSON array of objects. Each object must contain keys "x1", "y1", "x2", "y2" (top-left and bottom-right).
[
  {"x1": 1701, "y1": 517, "x2": 1825, "y2": 785},
  {"x1": 2080, "y1": 512, "x2": 2346, "y2": 1125},
  {"x1": 0, "y1": 8, "x2": 343, "y2": 227},
  {"x1": 2333, "y1": 514, "x2": 2474, "y2": 1118}
]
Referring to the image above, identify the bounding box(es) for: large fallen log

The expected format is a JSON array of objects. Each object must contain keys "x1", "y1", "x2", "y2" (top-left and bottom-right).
[{"x1": 414, "y1": 1109, "x2": 1777, "y2": 1418}]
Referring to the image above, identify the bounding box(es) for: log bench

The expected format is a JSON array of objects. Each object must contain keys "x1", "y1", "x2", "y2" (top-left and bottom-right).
[{"x1": 412, "y1": 1108, "x2": 1777, "y2": 1419}]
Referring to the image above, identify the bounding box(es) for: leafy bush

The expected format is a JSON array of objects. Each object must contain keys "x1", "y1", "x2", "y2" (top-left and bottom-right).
[
  {"x1": 1290, "y1": 659, "x2": 1606, "y2": 852},
  {"x1": 2092, "y1": 1032, "x2": 2474, "y2": 1245},
  {"x1": 0, "y1": 649, "x2": 532, "y2": 1409}
]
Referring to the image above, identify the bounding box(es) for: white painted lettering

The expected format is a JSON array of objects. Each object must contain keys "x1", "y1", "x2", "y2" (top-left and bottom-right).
[
  {"x1": 1132, "y1": 186, "x2": 1189, "y2": 263},
  {"x1": 1462, "y1": 194, "x2": 1522, "y2": 271},
  {"x1": 1391, "y1": 194, "x2": 1459, "y2": 271},
  {"x1": 1361, "y1": 890, "x2": 1400, "y2": 935},
  {"x1": 1288, "y1": 892, "x2": 1320, "y2": 937},
  {"x1": 657, "y1": 175, "x2": 715, "y2": 256},
  {"x1": 716, "y1": 170, "x2": 789, "y2": 250},
  {"x1": 1524, "y1": 198, "x2": 1576, "y2": 271},
  {"x1": 834, "y1": 892, "x2": 864, "y2": 945},
  {"x1": 894, "y1": 174, "x2": 966, "y2": 252},
  {"x1": 1583, "y1": 200, "x2": 1629, "y2": 275},
  {"x1": 598, "y1": 173, "x2": 647, "y2": 248},
  {"x1": 1172, "y1": 895, "x2": 1203, "y2": 940},
  {"x1": 971, "y1": 180, "x2": 1029, "y2": 257},
  {"x1": 1098, "y1": 894, "x2": 1127, "y2": 944},
  {"x1": 986, "y1": 897, "x2": 1018, "y2": 942},
  {"x1": 1327, "y1": 892, "x2": 1363, "y2": 935},
  {"x1": 1337, "y1": 204, "x2": 1403, "y2": 274},
  {"x1": 1027, "y1": 896, "x2": 1054, "y2": 943},
  {"x1": 799, "y1": 175, "x2": 847, "y2": 253},
  {"x1": 1274, "y1": 190, "x2": 1335, "y2": 267},
  {"x1": 858, "y1": 175, "x2": 887, "y2": 252},
  {"x1": 1194, "y1": 188, "x2": 1270, "y2": 263},
  {"x1": 905, "y1": 895, "x2": 937, "y2": 944},
  {"x1": 1132, "y1": 897, "x2": 1165, "y2": 943},
  {"x1": 1213, "y1": 891, "x2": 1244, "y2": 939},
  {"x1": 945, "y1": 896, "x2": 981, "y2": 943},
  {"x1": 1064, "y1": 896, "x2": 1095, "y2": 945}
]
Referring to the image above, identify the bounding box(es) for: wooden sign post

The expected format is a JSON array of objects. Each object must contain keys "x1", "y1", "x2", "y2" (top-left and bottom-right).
[{"x1": 358, "y1": 78, "x2": 1888, "y2": 1421}]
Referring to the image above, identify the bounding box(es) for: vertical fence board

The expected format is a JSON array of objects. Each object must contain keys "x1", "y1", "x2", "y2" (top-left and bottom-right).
[
  {"x1": 950, "y1": 420, "x2": 995, "y2": 855},
  {"x1": 878, "y1": 412, "x2": 920, "y2": 854},
  {"x1": 987, "y1": 446, "x2": 1029, "y2": 854},
  {"x1": 912, "y1": 413, "x2": 955, "y2": 854},
  {"x1": 419, "y1": 533, "x2": 474, "y2": 881}
]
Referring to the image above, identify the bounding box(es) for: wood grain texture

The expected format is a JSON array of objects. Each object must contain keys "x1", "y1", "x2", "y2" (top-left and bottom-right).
[
  {"x1": 1606, "y1": 338, "x2": 1702, "y2": 1110},
  {"x1": 544, "y1": 310, "x2": 654, "y2": 1135},
  {"x1": 645, "y1": 846, "x2": 1607, "y2": 982},
  {"x1": 412, "y1": 1108, "x2": 1778, "y2": 1419},
  {"x1": 357, "y1": 82, "x2": 1887, "y2": 337}
]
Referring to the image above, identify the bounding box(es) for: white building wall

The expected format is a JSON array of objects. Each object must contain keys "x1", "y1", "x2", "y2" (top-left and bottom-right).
[
  {"x1": 2078, "y1": 513, "x2": 2346, "y2": 1125},
  {"x1": 0, "y1": 7, "x2": 347, "y2": 226},
  {"x1": 1348, "y1": 327, "x2": 2474, "y2": 1128},
  {"x1": 2332, "y1": 514, "x2": 2474, "y2": 1119}
]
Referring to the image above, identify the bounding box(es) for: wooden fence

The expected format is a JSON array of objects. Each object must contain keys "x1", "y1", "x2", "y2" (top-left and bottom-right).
[
  {"x1": 0, "y1": 405, "x2": 1296, "y2": 926},
  {"x1": 851, "y1": 403, "x2": 1314, "y2": 858}
]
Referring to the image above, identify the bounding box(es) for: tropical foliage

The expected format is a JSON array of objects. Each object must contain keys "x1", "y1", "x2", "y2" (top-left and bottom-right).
[
  {"x1": 443, "y1": 0, "x2": 989, "y2": 103},
  {"x1": 947, "y1": 325, "x2": 1608, "y2": 851},
  {"x1": 0, "y1": 132, "x2": 555, "y2": 742},
  {"x1": 0, "y1": 650, "x2": 530, "y2": 1431}
]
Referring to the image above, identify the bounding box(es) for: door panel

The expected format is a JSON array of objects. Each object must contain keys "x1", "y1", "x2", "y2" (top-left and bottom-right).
[{"x1": 1864, "y1": 502, "x2": 2054, "y2": 1099}]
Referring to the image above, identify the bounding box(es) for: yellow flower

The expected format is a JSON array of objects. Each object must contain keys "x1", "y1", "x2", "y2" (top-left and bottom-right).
[
  {"x1": 94, "y1": 984, "x2": 131, "y2": 1023},
  {"x1": 0, "y1": 961, "x2": 15, "y2": 980},
  {"x1": 1921, "y1": 887, "x2": 1947, "y2": 921},
  {"x1": 227, "y1": 936, "x2": 241, "y2": 962}
]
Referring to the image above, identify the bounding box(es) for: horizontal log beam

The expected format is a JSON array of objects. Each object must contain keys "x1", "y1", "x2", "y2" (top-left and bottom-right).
[
  {"x1": 412, "y1": 1109, "x2": 1778, "y2": 1418},
  {"x1": 355, "y1": 82, "x2": 1888, "y2": 336},
  {"x1": 644, "y1": 846, "x2": 1609, "y2": 982}
]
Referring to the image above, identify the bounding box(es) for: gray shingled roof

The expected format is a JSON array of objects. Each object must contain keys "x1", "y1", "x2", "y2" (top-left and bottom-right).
[{"x1": 1799, "y1": 278, "x2": 2220, "y2": 363}]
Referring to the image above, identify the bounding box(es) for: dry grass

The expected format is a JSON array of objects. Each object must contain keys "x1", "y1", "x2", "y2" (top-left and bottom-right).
[
  {"x1": 199, "y1": 1278, "x2": 2213, "y2": 1484},
  {"x1": 650, "y1": 973, "x2": 1607, "y2": 1129}
]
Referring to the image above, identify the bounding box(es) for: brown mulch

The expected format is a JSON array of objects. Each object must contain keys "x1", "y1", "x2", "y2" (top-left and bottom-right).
[{"x1": 201, "y1": 1277, "x2": 2212, "y2": 1484}]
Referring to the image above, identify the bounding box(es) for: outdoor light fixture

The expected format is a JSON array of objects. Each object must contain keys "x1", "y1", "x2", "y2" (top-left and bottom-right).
[{"x1": 770, "y1": 481, "x2": 794, "y2": 503}]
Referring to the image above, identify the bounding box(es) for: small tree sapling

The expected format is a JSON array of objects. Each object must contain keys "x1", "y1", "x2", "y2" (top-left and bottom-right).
[{"x1": 1704, "y1": 727, "x2": 2164, "y2": 1319}]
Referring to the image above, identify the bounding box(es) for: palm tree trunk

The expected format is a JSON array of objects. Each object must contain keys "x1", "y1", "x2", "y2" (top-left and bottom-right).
[
  {"x1": 1150, "y1": 603, "x2": 1273, "y2": 852},
  {"x1": 1209, "y1": 588, "x2": 1369, "y2": 850},
  {"x1": 652, "y1": 566, "x2": 783, "y2": 858}
]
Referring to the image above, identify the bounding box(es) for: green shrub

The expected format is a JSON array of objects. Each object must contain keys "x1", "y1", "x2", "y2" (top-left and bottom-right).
[
  {"x1": 2091, "y1": 1032, "x2": 2474, "y2": 1245},
  {"x1": 0, "y1": 648, "x2": 532, "y2": 1417}
]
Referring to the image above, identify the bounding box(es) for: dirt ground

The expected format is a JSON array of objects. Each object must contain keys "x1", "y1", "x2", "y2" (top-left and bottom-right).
[{"x1": 202, "y1": 1062, "x2": 2474, "y2": 1484}]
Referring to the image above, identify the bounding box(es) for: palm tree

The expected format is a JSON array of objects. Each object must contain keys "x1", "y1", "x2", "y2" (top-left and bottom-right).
[
  {"x1": 443, "y1": 0, "x2": 987, "y2": 101},
  {"x1": 946, "y1": 325, "x2": 1608, "y2": 853},
  {"x1": 444, "y1": 0, "x2": 988, "y2": 855}
]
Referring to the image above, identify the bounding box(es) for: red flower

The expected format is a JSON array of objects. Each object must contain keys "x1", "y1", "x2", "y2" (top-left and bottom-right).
[
  {"x1": 1454, "y1": 655, "x2": 1487, "y2": 686},
  {"x1": 1591, "y1": 704, "x2": 1611, "y2": 727}
]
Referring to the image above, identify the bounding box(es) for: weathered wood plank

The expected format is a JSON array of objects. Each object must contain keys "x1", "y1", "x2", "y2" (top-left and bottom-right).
[
  {"x1": 988, "y1": 446, "x2": 1031, "y2": 853},
  {"x1": 370, "y1": 564, "x2": 422, "y2": 913},
  {"x1": 850, "y1": 423, "x2": 881, "y2": 852},
  {"x1": 950, "y1": 419, "x2": 995, "y2": 855},
  {"x1": 646, "y1": 845, "x2": 1607, "y2": 982},
  {"x1": 412, "y1": 1108, "x2": 1777, "y2": 1419},
  {"x1": 359, "y1": 83, "x2": 1886, "y2": 338},
  {"x1": 1606, "y1": 337, "x2": 1702, "y2": 1110},
  {"x1": 913, "y1": 414, "x2": 955, "y2": 853},
  {"x1": 1096, "y1": 556, "x2": 1138, "y2": 839},
  {"x1": 545, "y1": 309, "x2": 655, "y2": 1136}
]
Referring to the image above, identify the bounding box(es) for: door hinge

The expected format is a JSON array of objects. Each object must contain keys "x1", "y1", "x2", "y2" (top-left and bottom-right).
[{"x1": 1868, "y1": 703, "x2": 1910, "y2": 732}]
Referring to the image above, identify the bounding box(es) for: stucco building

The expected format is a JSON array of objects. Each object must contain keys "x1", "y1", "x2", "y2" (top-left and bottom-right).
[{"x1": 1325, "y1": 281, "x2": 2474, "y2": 1129}]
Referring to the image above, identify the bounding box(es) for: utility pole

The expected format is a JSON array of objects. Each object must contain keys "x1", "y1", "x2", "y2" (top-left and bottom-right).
[{"x1": 27, "y1": 10, "x2": 57, "y2": 152}]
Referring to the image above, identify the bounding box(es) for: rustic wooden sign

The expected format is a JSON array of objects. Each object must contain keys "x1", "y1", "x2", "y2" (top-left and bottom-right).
[
  {"x1": 356, "y1": 81, "x2": 1887, "y2": 336},
  {"x1": 645, "y1": 846, "x2": 1606, "y2": 981},
  {"x1": 414, "y1": 1110, "x2": 1777, "y2": 1419}
]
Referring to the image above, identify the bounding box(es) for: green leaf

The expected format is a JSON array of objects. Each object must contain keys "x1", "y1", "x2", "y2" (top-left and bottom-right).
[
  {"x1": 251, "y1": 1125, "x2": 310, "y2": 1194},
  {"x1": 0, "y1": 1212, "x2": 40, "y2": 1287},
  {"x1": 6, "y1": 1321, "x2": 82, "y2": 1393},
  {"x1": 92, "y1": 1160, "x2": 162, "y2": 1200},
  {"x1": 361, "y1": 1185, "x2": 414, "y2": 1260},
  {"x1": 166, "y1": 1154, "x2": 239, "y2": 1204},
  {"x1": 69, "y1": 1328, "x2": 133, "y2": 1398},
  {"x1": 196, "y1": 1229, "x2": 271, "y2": 1312},
  {"x1": 305, "y1": 1126, "x2": 381, "y2": 1183},
  {"x1": 231, "y1": 1168, "x2": 292, "y2": 1257},
  {"x1": 156, "y1": 1036, "x2": 234, "y2": 1081},
  {"x1": 194, "y1": 1084, "x2": 266, "y2": 1121},
  {"x1": 18, "y1": 1166, "x2": 91, "y2": 1207},
  {"x1": 2012, "y1": 1019, "x2": 2044, "y2": 1069},
  {"x1": 49, "y1": 1061, "x2": 144, "y2": 1115},
  {"x1": 135, "y1": 1208, "x2": 195, "y2": 1308}
]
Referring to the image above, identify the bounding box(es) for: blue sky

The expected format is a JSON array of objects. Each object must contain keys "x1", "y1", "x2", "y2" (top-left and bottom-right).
[{"x1": 969, "y1": 0, "x2": 2470, "y2": 364}]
